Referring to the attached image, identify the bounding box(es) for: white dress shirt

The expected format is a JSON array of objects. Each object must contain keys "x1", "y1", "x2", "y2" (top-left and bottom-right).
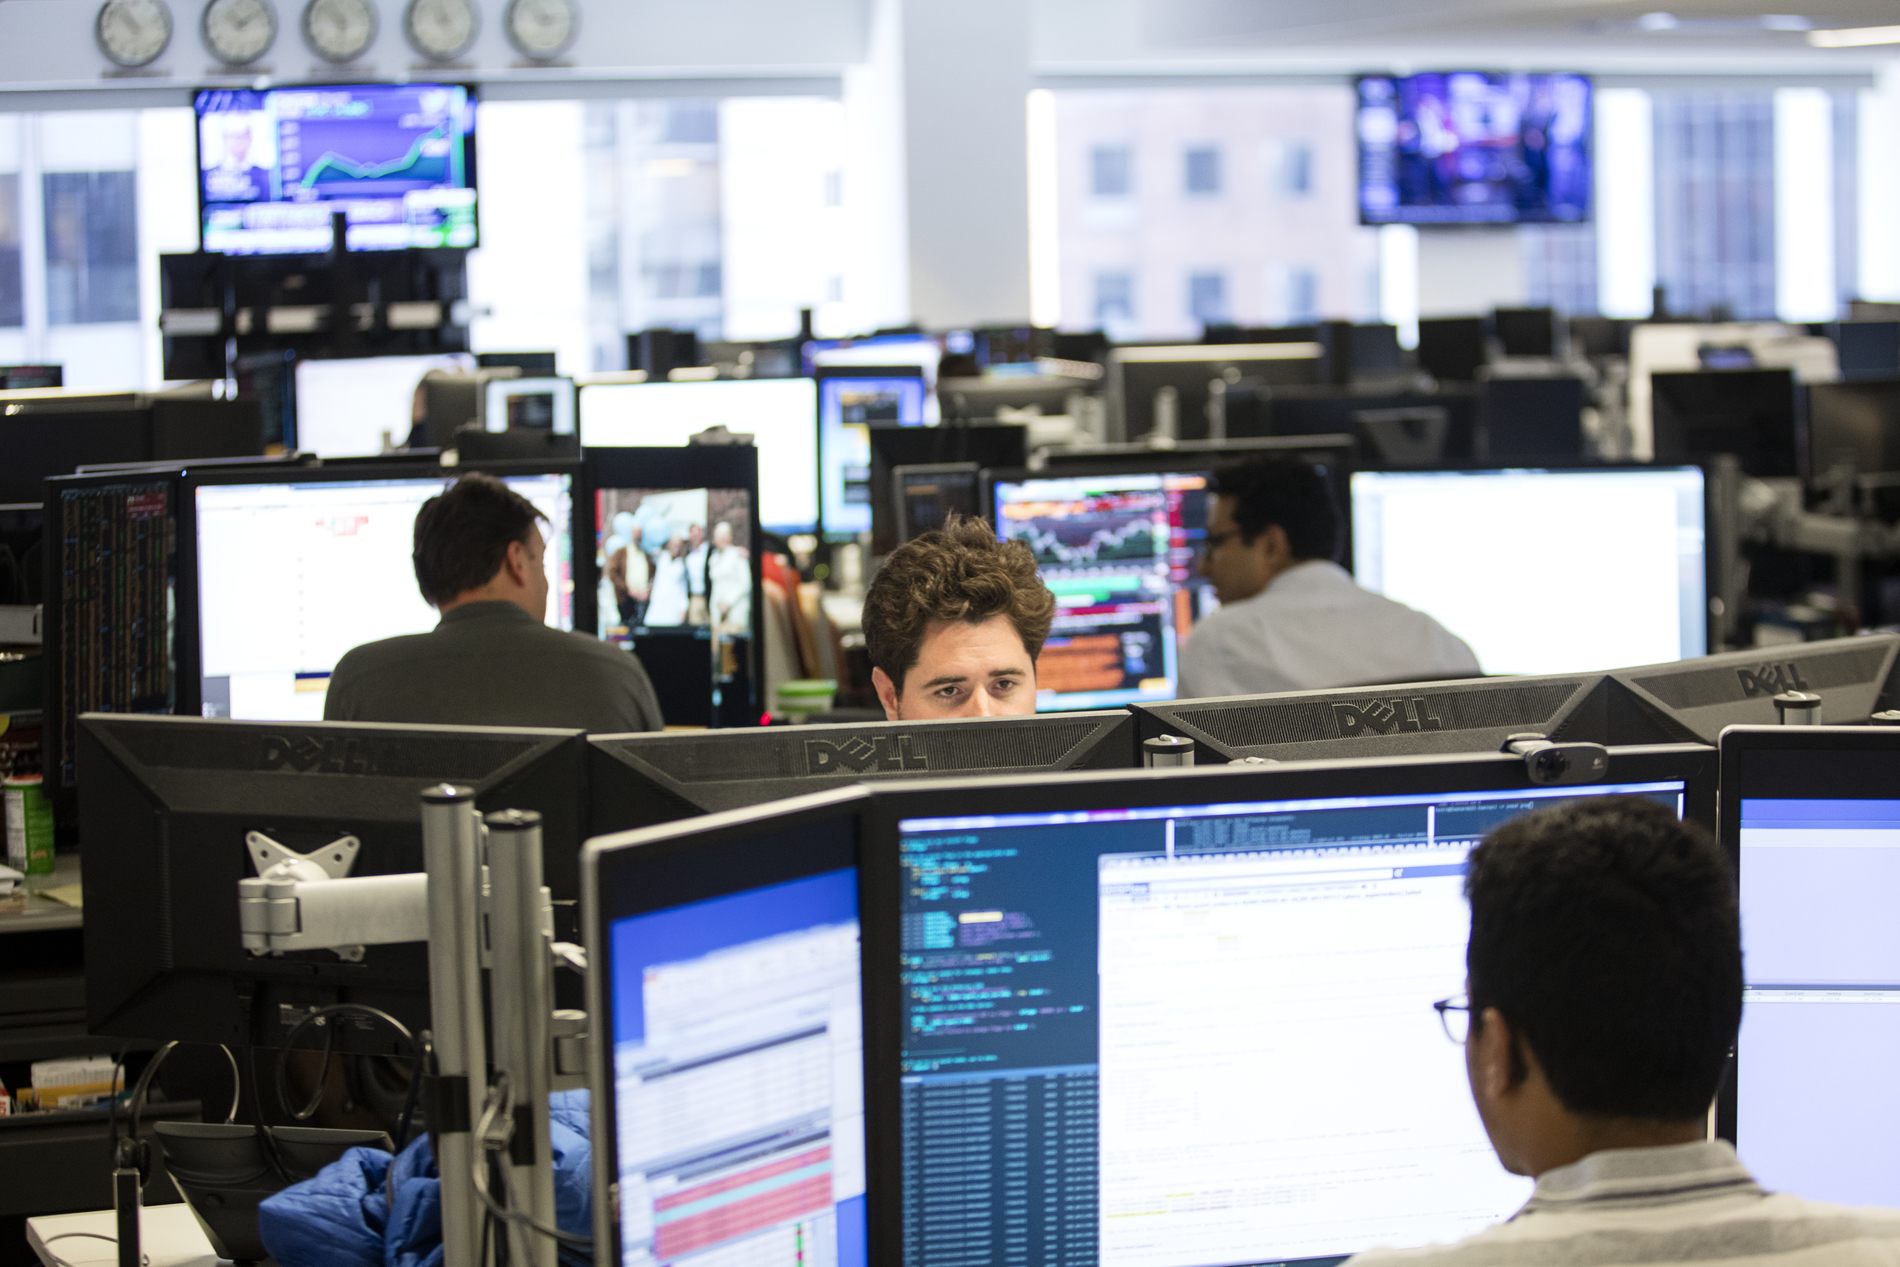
[{"x1": 1177, "y1": 560, "x2": 1480, "y2": 699}]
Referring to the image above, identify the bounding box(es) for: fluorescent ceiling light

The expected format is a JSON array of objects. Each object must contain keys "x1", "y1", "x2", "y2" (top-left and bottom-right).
[{"x1": 1808, "y1": 23, "x2": 1900, "y2": 47}]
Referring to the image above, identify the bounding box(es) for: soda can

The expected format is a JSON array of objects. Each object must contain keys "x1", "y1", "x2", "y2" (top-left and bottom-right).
[{"x1": 4, "y1": 774, "x2": 54, "y2": 879}]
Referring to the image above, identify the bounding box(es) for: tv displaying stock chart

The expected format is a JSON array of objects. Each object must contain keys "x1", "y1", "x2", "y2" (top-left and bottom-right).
[
  {"x1": 1357, "y1": 72, "x2": 1591, "y2": 225},
  {"x1": 196, "y1": 84, "x2": 478, "y2": 255}
]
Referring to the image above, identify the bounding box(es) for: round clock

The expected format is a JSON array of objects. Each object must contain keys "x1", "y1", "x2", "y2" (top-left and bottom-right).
[
  {"x1": 201, "y1": 0, "x2": 277, "y2": 66},
  {"x1": 504, "y1": 0, "x2": 575, "y2": 60},
  {"x1": 403, "y1": 0, "x2": 478, "y2": 62},
  {"x1": 301, "y1": 0, "x2": 375, "y2": 63},
  {"x1": 96, "y1": 0, "x2": 174, "y2": 68}
]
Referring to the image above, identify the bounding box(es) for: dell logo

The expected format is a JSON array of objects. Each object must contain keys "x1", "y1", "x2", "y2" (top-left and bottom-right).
[
  {"x1": 259, "y1": 735, "x2": 374, "y2": 775},
  {"x1": 1332, "y1": 698, "x2": 1445, "y2": 739},
  {"x1": 1736, "y1": 663, "x2": 1811, "y2": 699},
  {"x1": 804, "y1": 735, "x2": 930, "y2": 776}
]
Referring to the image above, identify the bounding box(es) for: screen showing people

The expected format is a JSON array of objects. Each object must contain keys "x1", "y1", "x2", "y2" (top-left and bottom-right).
[
  {"x1": 1358, "y1": 72, "x2": 1592, "y2": 225},
  {"x1": 195, "y1": 472, "x2": 574, "y2": 721},
  {"x1": 197, "y1": 84, "x2": 477, "y2": 255}
]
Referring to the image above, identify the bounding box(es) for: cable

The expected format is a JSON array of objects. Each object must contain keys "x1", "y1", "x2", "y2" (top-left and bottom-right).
[
  {"x1": 274, "y1": 1004, "x2": 422, "y2": 1127},
  {"x1": 35, "y1": 1232, "x2": 149, "y2": 1267},
  {"x1": 468, "y1": 1075, "x2": 592, "y2": 1251}
]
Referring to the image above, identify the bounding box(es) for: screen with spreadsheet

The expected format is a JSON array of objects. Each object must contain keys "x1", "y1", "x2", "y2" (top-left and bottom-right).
[
  {"x1": 894, "y1": 777, "x2": 1690, "y2": 1267},
  {"x1": 192, "y1": 470, "x2": 574, "y2": 721},
  {"x1": 608, "y1": 869, "x2": 867, "y2": 1267}
]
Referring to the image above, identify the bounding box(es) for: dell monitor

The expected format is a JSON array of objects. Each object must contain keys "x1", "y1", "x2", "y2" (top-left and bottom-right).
[
  {"x1": 0, "y1": 393, "x2": 261, "y2": 504},
  {"x1": 1649, "y1": 368, "x2": 1802, "y2": 479},
  {"x1": 80, "y1": 714, "x2": 586, "y2": 1052},
  {"x1": 1806, "y1": 378, "x2": 1900, "y2": 479},
  {"x1": 1492, "y1": 306, "x2": 1560, "y2": 358},
  {"x1": 1718, "y1": 725, "x2": 1900, "y2": 1210},
  {"x1": 185, "y1": 462, "x2": 579, "y2": 721},
  {"x1": 584, "y1": 788, "x2": 870, "y2": 1267},
  {"x1": 817, "y1": 367, "x2": 931, "y2": 540},
  {"x1": 863, "y1": 744, "x2": 1714, "y2": 1265},
  {"x1": 1351, "y1": 465, "x2": 1709, "y2": 675},
  {"x1": 589, "y1": 446, "x2": 761, "y2": 728},
  {"x1": 1477, "y1": 374, "x2": 1586, "y2": 462},
  {"x1": 588, "y1": 710, "x2": 1136, "y2": 834},
  {"x1": 892, "y1": 464, "x2": 982, "y2": 547},
  {"x1": 1110, "y1": 343, "x2": 1324, "y2": 444},
  {"x1": 195, "y1": 83, "x2": 477, "y2": 255},
  {"x1": 576, "y1": 377, "x2": 819, "y2": 536},
  {"x1": 1415, "y1": 317, "x2": 1489, "y2": 383},
  {"x1": 1357, "y1": 73, "x2": 1593, "y2": 226},
  {"x1": 1609, "y1": 634, "x2": 1900, "y2": 744},
  {"x1": 293, "y1": 353, "x2": 475, "y2": 458},
  {"x1": 866, "y1": 421, "x2": 1027, "y2": 556}
]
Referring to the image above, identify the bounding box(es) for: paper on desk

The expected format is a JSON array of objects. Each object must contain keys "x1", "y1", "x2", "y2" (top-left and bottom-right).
[{"x1": 36, "y1": 884, "x2": 82, "y2": 909}]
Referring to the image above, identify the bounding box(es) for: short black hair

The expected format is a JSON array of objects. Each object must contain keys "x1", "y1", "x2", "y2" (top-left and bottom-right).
[
  {"x1": 412, "y1": 473, "x2": 547, "y2": 606},
  {"x1": 1465, "y1": 796, "x2": 1741, "y2": 1121},
  {"x1": 1208, "y1": 458, "x2": 1340, "y2": 561}
]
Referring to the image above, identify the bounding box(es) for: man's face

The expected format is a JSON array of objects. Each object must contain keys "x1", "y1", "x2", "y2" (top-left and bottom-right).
[
  {"x1": 712, "y1": 522, "x2": 733, "y2": 549},
  {"x1": 1198, "y1": 494, "x2": 1277, "y2": 606},
  {"x1": 874, "y1": 614, "x2": 1037, "y2": 720},
  {"x1": 224, "y1": 120, "x2": 252, "y2": 165}
]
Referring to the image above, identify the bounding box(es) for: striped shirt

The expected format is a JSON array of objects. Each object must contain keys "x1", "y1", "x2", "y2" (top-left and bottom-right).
[{"x1": 1346, "y1": 1141, "x2": 1900, "y2": 1266}]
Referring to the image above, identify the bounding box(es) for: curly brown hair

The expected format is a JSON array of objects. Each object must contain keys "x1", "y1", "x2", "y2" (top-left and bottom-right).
[{"x1": 862, "y1": 514, "x2": 1056, "y2": 690}]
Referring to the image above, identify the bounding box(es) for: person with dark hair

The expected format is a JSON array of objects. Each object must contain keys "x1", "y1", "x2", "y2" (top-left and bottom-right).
[
  {"x1": 325, "y1": 473, "x2": 662, "y2": 732},
  {"x1": 1348, "y1": 796, "x2": 1900, "y2": 1265},
  {"x1": 862, "y1": 514, "x2": 1055, "y2": 720},
  {"x1": 1177, "y1": 457, "x2": 1477, "y2": 698}
]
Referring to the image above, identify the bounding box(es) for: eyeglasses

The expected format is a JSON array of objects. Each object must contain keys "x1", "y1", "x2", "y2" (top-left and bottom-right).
[{"x1": 1432, "y1": 993, "x2": 1471, "y2": 1044}]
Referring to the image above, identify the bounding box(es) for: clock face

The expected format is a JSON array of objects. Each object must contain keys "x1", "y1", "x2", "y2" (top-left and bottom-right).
[
  {"x1": 504, "y1": 0, "x2": 575, "y2": 60},
  {"x1": 301, "y1": 0, "x2": 375, "y2": 63},
  {"x1": 404, "y1": 0, "x2": 478, "y2": 61},
  {"x1": 202, "y1": 0, "x2": 277, "y2": 65},
  {"x1": 96, "y1": 0, "x2": 174, "y2": 68}
]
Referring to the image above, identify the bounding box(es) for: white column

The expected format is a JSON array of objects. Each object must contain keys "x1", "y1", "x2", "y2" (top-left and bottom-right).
[
  {"x1": 1596, "y1": 87, "x2": 1656, "y2": 319},
  {"x1": 1415, "y1": 228, "x2": 1526, "y2": 317},
  {"x1": 1378, "y1": 224, "x2": 1419, "y2": 346},
  {"x1": 137, "y1": 106, "x2": 199, "y2": 386},
  {"x1": 1026, "y1": 87, "x2": 1061, "y2": 330},
  {"x1": 718, "y1": 98, "x2": 846, "y2": 342},
  {"x1": 1773, "y1": 87, "x2": 1836, "y2": 322},
  {"x1": 1860, "y1": 63, "x2": 1900, "y2": 302}
]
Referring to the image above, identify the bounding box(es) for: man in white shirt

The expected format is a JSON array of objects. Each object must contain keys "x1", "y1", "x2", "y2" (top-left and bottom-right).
[
  {"x1": 1177, "y1": 458, "x2": 1479, "y2": 699},
  {"x1": 1347, "y1": 796, "x2": 1900, "y2": 1266}
]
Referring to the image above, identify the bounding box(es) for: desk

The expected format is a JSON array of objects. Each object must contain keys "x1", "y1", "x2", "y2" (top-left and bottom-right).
[
  {"x1": 26, "y1": 1204, "x2": 247, "y2": 1267},
  {"x1": 0, "y1": 854, "x2": 83, "y2": 935}
]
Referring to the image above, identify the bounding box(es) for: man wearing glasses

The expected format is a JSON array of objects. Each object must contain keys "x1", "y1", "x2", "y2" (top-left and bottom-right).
[
  {"x1": 1176, "y1": 457, "x2": 1478, "y2": 700},
  {"x1": 1352, "y1": 796, "x2": 1900, "y2": 1265}
]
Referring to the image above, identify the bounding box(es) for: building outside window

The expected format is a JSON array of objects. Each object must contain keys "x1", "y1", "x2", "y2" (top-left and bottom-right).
[
  {"x1": 43, "y1": 171, "x2": 136, "y2": 325},
  {"x1": 1272, "y1": 141, "x2": 1314, "y2": 198},
  {"x1": 1090, "y1": 143, "x2": 1133, "y2": 198},
  {"x1": 1093, "y1": 269, "x2": 1135, "y2": 331},
  {"x1": 1183, "y1": 145, "x2": 1222, "y2": 196},
  {"x1": 1187, "y1": 269, "x2": 1228, "y2": 326},
  {"x1": 0, "y1": 172, "x2": 21, "y2": 328},
  {"x1": 1521, "y1": 223, "x2": 1599, "y2": 317}
]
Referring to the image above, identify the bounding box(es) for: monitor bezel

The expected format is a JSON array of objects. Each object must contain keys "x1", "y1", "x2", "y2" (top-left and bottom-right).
[
  {"x1": 177, "y1": 456, "x2": 589, "y2": 717},
  {"x1": 858, "y1": 742, "x2": 1715, "y2": 1262},
  {"x1": 1647, "y1": 366, "x2": 1805, "y2": 480},
  {"x1": 582, "y1": 785, "x2": 874, "y2": 1267}
]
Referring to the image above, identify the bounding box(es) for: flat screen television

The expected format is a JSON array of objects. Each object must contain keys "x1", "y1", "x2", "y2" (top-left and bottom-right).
[
  {"x1": 1357, "y1": 72, "x2": 1592, "y2": 226},
  {"x1": 196, "y1": 83, "x2": 478, "y2": 256}
]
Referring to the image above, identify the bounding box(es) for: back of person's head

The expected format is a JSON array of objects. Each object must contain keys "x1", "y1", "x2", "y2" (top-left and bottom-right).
[
  {"x1": 862, "y1": 514, "x2": 1055, "y2": 690},
  {"x1": 1208, "y1": 458, "x2": 1340, "y2": 562},
  {"x1": 1465, "y1": 796, "x2": 1741, "y2": 1121},
  {"x1": 412, "y1": 472, "x2": 547, "y2": 607}
]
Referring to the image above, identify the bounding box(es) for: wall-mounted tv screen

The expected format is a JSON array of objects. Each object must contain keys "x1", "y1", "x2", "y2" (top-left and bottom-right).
[
  {"x1": 1357, "y1": 72, "x2": 1591, "y2": 226},
  {"x1": 196, "y1": 83, "x2": 477, "y2": 255}
]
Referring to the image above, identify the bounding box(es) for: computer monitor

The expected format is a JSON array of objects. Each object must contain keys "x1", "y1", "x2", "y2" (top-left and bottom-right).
[
  {"x1": 1477, "y1": 375, "x2": 1586, "y2": 462},
  {"x1": 1717, "y1": 725, "x2": 1900, "y2": 1209},
  {"x1": 1109, "y1": 344, "x2": 1324, "y2": 443},
  {"x1": 588, "y1": 446, "x2": 762, "y2": 728},
  {"x1": 817, "y1": 367, "x2": 931, "y2": 540},
  {"x1": 1609, "y1": 633, "x2": 1900, "y2": 743},
  {"x1": 1649, "y1": 368, "x2": 1803, "y2": 478},
  {"x1": 482, "y1": 376, "x2": 575, "y2": 436},
  {"x1": 1350, "y1": 465, "x2": 1709, "y2": 675},
  {"x1": 576, "y1": 378, "x2": 820, "y2": 536},
  {"x1": 863, "y1": 745, "x2": 1716, "y2": 1265},
  {"x1": 936, "y1": 374, "x2": 1088, "y2": 424},
  {"x1": 0, "y1": 365, "x2": 62, "y2": 390},
  {"x1": 1569, "y1": 315, "x2": 1632, "y2": 362},
  {"x1": 1491, "y1": 307, "x2": 1560, "y2": 358},
  {"x1": 588, "y1": 710, "x2": 1136, "y2": 834},
  {"x1": 1826, "y1": 320, "x2": 1900, "y2": 380},
  {"x1": 185, "y1": 462, "x2": 580, "y2": 721},
  {"x1": 866, "y1": 421, "x2": 1028, "y2": 556},
  {"x1": 477, "y1": 351, "x2": 558, "y2": 375},
  {"x1": 1416, "y1": 317, "x2": 1489, "y2": 383},
  {"x1": 584, "y1": 788, "x2": 871, "y2": 1267},
  {"x1": 803, "y1": 332, "x2": 942, "y2": 382},
  {"x1": 292, "y1": 353, "x2": 475, "y2": 458},
  {"x1": 1806, "y1": 378, "x2": 1900, "y2": 479},
  {"x1": 80, "y1": 715, "x2": 586, "y2": 1052},
  {"x1": 0, "y1": 393, "x2": 262, "y2": 504},
  {"x1": 892, "y1": 464, "x2": 982, "y2": 546}
]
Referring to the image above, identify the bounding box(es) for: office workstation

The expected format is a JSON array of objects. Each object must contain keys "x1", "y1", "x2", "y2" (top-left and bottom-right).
[{"x1": 5, "y1": 2, "x2": 1900, "y2": 1265}]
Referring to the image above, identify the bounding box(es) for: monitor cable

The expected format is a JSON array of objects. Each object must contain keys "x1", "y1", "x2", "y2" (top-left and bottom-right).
[{"x1": 470, "y1": 1072, "x2": 592, "y2": 1251}]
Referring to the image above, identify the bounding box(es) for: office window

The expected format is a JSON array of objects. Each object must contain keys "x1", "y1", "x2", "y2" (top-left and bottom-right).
[
  {"x1": 1183, "y1": 145, "x2": 1222, "y2": 196},
  {"x1": 1094, "y1": 270, "x2": 1134, "y2": 329},
  {"x1": 1274, "y1": 142, "x2": 1314, "y2": 198},
  {"x1": 1286, "y1": 267, "x2": 1318, "y2": 324},
  {"x1": 1091, "y1": 144, "x2": 1133, "y2": 198},
  {"x1": 1522, "y1": 224, "x2": 1599, "y2": 317},
  {"x1": 43, "y1": 171, "x2": 138, "y2": 326},
  {"x1": 0, "y1": 173, "x2": 21, "y2": 328},
  {"x1": 1833, "y1": 91, "x2": 1859, "y2": 307},
  {"x1": 1652, "y1": 90, "x2": 1777, "y2": 320},
  {"x1": 1187, "y1": 270, "x2": 1228, "y2": 325}
]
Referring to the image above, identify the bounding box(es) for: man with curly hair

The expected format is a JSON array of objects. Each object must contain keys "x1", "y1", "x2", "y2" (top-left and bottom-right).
[{"x1": 861, "y1": 514, "x2": 1056, "y2": 720}]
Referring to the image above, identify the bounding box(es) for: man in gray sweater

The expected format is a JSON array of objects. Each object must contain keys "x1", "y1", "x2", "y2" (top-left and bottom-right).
[{"x1": 325, "y1": 472, "x2": 662, "y2": 733}]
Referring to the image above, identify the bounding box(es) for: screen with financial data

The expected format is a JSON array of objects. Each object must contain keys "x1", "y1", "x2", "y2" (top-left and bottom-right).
[
  {"x1": 992, "y1": 472, "x2": 1215, "y2": 711},
  {"x1": 192, "y1": 470, "x2": 574, "y2": 721},
  {"x1": 893, "y1": 776, "x2": 1690, "y2": 1267}
]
